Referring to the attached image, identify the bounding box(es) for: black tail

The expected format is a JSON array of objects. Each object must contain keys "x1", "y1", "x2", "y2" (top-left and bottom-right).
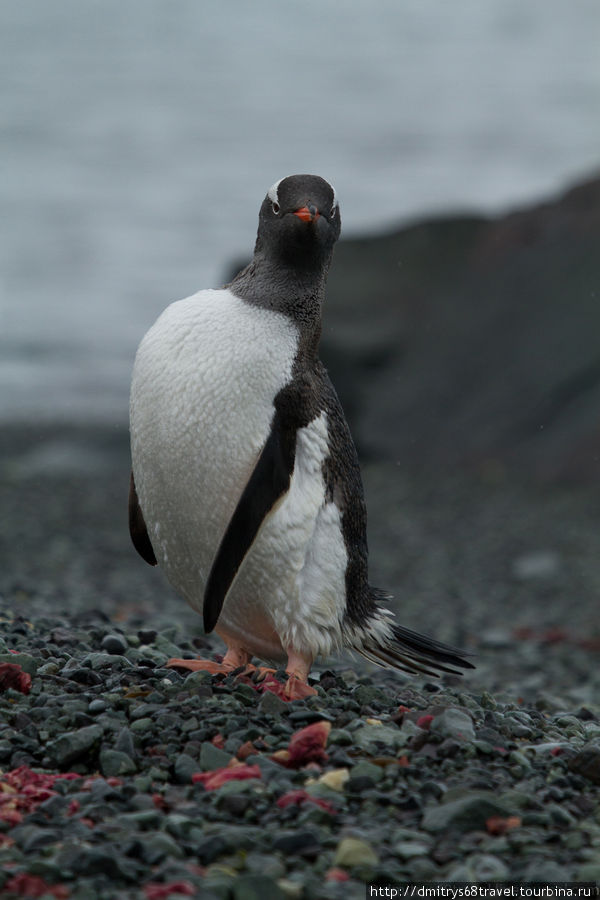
[{"x1": 347, "y1": 606, "x2": 475, "y2": 678}]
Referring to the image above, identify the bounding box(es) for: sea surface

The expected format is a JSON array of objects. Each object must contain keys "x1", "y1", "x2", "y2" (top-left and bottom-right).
[{"x1": 1, "y1": 0, "x2": 599, "y2": 423}]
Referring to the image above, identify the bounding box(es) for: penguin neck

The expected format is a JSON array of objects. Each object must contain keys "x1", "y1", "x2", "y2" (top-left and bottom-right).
[{"x1": 229, "y1": 251, "x2": 329, "y2": 354}]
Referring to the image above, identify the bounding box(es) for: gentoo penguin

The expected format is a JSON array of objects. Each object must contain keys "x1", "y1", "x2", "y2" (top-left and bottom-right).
[{"x1": 129, "y1": 173, "x2": 473, "y2": 699}]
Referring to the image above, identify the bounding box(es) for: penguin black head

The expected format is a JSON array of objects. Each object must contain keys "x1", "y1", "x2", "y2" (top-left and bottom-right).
[{"x1": 254, "y1": 174, "x2": 341, "y2": 269}]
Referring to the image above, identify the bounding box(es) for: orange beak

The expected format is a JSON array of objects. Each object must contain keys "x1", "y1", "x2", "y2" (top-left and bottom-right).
[{"x1": 293, "y1": 205, "x2": 320, "y2": 223}]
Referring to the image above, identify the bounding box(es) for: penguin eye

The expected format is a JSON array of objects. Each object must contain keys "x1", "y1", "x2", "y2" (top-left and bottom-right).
[{"x1": 271, "y1": 201, "x2": 280, "y2": 215}]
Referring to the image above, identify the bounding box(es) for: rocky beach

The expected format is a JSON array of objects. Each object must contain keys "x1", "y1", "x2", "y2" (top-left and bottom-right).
[{"x1": 1, "y1": 175, "x2": 600, "y2": 898}]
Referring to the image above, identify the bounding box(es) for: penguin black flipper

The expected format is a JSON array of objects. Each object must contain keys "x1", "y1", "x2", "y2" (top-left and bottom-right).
[
  {"x1": 128, "y1": 471, "x2": 157, "y2": 566},
  {"x1": 203, "y1": 385, "x2": 303, "y2": 634}
]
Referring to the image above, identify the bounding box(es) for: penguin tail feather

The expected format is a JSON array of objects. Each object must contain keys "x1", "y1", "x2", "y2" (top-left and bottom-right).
[{"x1": 346, "y1": 596, "x2": 475, "y2": 679}]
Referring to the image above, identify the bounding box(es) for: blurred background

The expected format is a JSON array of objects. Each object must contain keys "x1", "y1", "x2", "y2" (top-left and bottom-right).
[
  {"x1": 1, "y1": 0, "x2": 599, "y2": 685},
  {"x1": 1, "y1": 0, "x2": 599, "y2": 423}
]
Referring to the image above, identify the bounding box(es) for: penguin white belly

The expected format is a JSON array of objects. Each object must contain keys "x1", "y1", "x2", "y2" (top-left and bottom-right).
[
  {"x1": 221, "y1": 411, "x2": 348, "y2": 662},
  {"x1": 130, "y1": 289, "x2": 347, "y2": 662}
]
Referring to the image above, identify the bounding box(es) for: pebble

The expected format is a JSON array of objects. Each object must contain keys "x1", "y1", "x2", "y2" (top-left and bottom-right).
[
  {"x1": 334, "y1": 836, "x2": 379, "y2": 868},
  {"x1": 99, "y1": 748, "x2": 137, "y2": 777},
  {"x1": 430, "y1": 708, "x2": 476, "y2": 741},
  {"x1": 569, "y1": 743, "x2": 600, "y2": 784},
  {"x1": 1, "y1": 604, "x2": 599, "y2": 897},
  {"x1": 46, "y1": 724, "x2": 104, "y2": 767},
  {"x1": 421, "y1": 791, "x2": 516, "y2": 833},
  {"x1": 200, "y1": 741, "x2": 233, "y2": 770}
]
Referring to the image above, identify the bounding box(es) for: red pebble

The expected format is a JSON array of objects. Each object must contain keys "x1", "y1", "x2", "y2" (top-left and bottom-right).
[
  {"x1": 192, "y1": 764, "x2": 262, "y2": 791},
  {"x1": 3, "y1": 873, "x2": 69, "y2": 898},
  {"x1": 236, "y1": 740, "x2": 257, "y2": 761},
  {"x1": 152, "y1": 793, "x2": 169, "y2": 811},
  {"x1": 416, "y1": 714, "x2": 434, "y2": 730},
  {"x1": 325, "y1": 867, "x2": 350, "y2": 882},
  {"x1": 0, "y1": 766, "x2": 79, "y2": 826},
  {"x1": 0, "y1": 663, "x2": 32, "y2": 695},
  {"x1": 276, "y1": 789, "x2": 337, "y2": 815},
  {"x1": 272, "y1": 721, "x2": 331, "y2": 768}
]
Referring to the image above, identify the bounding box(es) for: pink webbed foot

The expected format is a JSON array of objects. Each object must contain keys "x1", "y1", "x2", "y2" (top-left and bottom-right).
[
  {"x1": 256, "y1": 649, "x2": 317, "y2": 701},
  {"x1": 166, "y1": 644, "x2": 253, "y2": 675},
  {"x1": 284, "y1": 675, "x2": 318, "y2": 700}
]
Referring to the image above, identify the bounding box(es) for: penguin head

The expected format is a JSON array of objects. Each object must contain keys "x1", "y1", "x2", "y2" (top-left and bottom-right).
[{"x1": 254, "y1": 174, "x2": 341, "y2": 268}]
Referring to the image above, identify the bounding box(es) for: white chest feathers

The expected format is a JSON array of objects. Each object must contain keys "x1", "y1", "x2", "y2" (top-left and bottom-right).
[{"x1": 130, "y1": 288, "x2": 348, "y2": 663}]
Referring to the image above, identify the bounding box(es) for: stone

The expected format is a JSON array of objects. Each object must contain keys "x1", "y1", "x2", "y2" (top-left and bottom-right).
[
  {"x1": 200, "y1": 741, "x2": 234, "y2": 771},
  {"x1": 569, "y1": 743, "x2": 600, "y2": 784},
  {"x1": 353, "y1": 684, "x2": 388, "y2": 705},
  {"x1": 350, "y1": 760, "x2": 384, "y2": 783},
  {"x1": 430, "y1": 708, "x2": 475, "y2": 742},
  {"x1": 448, "y1": 853, "x2": 511, "y2": 881},
  {"x1": 174, "y1": 752, "x2": 201, "y2": 783},
  {"x1": 232, "y1": 874, "x2": 287, "y2": 900},
  {"x1": 114, "y1": 726, "x2": 136, "y2": 759},
  {"x1": 0, "y1": 652, "x2": 38, "y2": 676},
  {"x1": 73, "y1": 847, "x2": 142, "y2": 882},
  {"x1": 138, "y1": 831, "x2": 185, "y2": 865},
  {"x1": 334, "y1": 836, "x2": 379, "y2": 868},
  {"x1": 99, "y1": 748, "x2": 137, "y2": 777},
  {"x1": 195, "y1": 834, "x2": 229, "y2": 865},
  {"x1": 422, "y1": 791, "x2": 516, "y2": 834},
  {"x1": 100, "y1": 634, "x2": 129, "y2": 656},
  {"x1": 272, "y1": 830, "x2": 321, "y2": 856},
  {"x1": 395, "y1": 841, "x2": 431, "y2": 860},
  {"x1": 46, "y1": 724, "x2": 103, "y2": 767},
  {"x1": 353, "y1": 722, "x2": 406, "y2": 753},
  {"x1": 258, "y1": 690, "x2": 289, "y2": 716},
  {"x1": 312, "y1": 768, "x2": 349, "y2": 792}
]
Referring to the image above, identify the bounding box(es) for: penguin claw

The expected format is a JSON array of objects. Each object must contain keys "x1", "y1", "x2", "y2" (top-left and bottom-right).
[{"x1": 251, "y1": 666, "x2": 277, "y2": 683}]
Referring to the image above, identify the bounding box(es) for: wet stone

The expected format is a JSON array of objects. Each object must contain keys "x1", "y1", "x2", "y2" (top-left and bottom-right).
[
  {"x1": 174, "y1": 751, "x2": 201, "y2": 783},
  {"x1": 137, "y1": 831, "x2": 185, "y2": 864},
  {"x1": 422, "y1": 791, "x2": 516, "y2": 834},
  {"x1": 569, "y1": 743, "x2": 600, "y2": 784},
  {"x1": 272, "y1": 830, "x2": 321, "y2": 857},
  {"x1": 101, "y1": 633, "x2": 129, "y2": 655},
  {"x1": 231, "y1": 874, "x2": 287, "y2": 900},
  {"x1": 258, "y1": 690, "x2": 289, "y2": 716},
  {"x1": 430, "y1": 708, "x2": 476, "y2": 742},
  {"x1": 99, "y1": 747, "x2": 137, "y2": 776},
  {"x1": 200, "y1": 741, "x2": 233, "y2": 770},
  {"x1": 46, "y1": 724, "x2": 103, "y2": 767}
]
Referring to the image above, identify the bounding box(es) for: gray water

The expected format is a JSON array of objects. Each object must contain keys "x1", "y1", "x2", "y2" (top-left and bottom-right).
[{"x1": 2, "y1": 0, "x2": 599, "y2": 423}]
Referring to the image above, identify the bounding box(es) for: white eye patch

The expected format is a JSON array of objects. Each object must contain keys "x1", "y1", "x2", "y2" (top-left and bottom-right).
[{"x1": 267, "y1": 178, "x2": 284, "y2": 205}]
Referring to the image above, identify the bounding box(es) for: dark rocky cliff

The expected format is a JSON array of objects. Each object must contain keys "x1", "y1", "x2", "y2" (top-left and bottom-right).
[{"x1": 299, "y1": 174, "x2": 600, "y2": 481}]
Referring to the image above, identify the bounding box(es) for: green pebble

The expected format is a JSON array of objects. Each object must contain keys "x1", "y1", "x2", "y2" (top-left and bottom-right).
[
  {"x1": 99, "y1": 748, "x2": 137, "y2": 777},
  {"x1": 350, "y1": 760, "x2": 384, "y2": 783},
  {"x1": 46, "y1": 724, "x2": 103, "y2": 767},
  {"x1": 232, "y1": 874, "x2": 287, "y2": 900},
  {"x1": 328, "y1": 728, "x2": 353, "y2": 745},
  {"x1": 130, "y1": 716, "x2": 154, "y2": 733},
  {"x1": 200, "y1": 741, "x2": 233, "y2": 770}
]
